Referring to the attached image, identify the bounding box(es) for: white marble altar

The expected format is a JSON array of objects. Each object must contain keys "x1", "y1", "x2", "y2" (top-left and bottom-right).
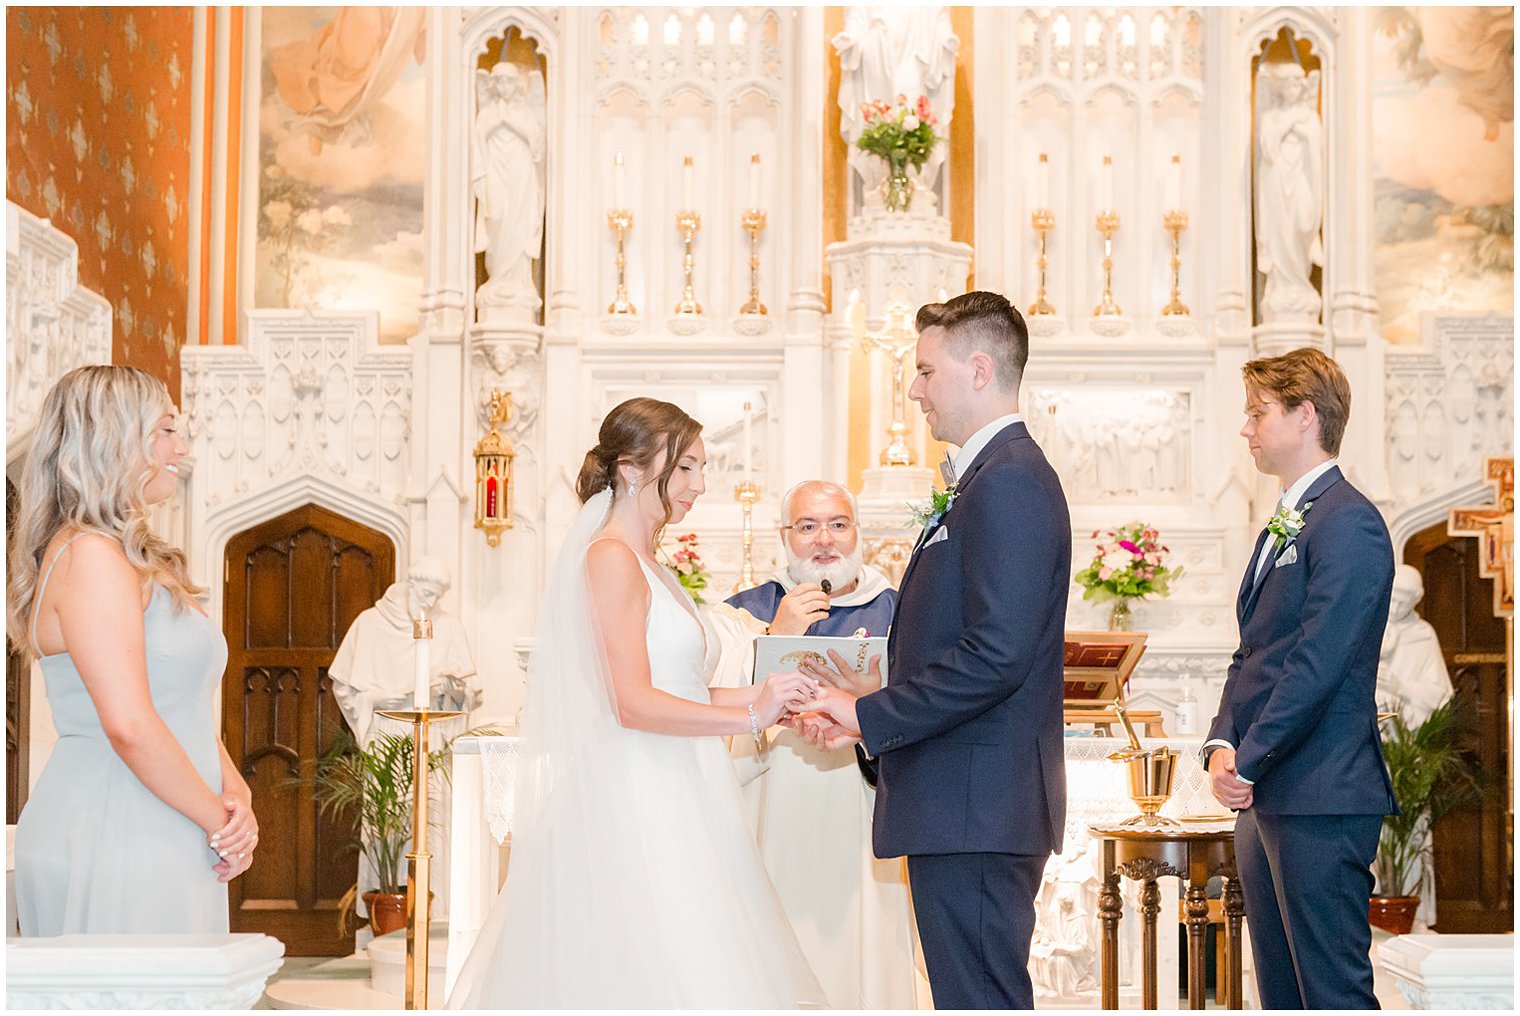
[
  {"x1": 1377, "y1": 933, "x2": 1515, "y2": 1010},
  {"x1": 5, "y1": 934, "x2": 285, "y2": 1010}
]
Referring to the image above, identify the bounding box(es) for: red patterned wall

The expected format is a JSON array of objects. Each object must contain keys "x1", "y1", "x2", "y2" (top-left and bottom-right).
[{"x1": 6, "y1": 7, "x2": 193, "y2": 400}]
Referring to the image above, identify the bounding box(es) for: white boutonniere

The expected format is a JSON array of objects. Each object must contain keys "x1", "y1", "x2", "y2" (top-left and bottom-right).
[
  {"x1": 1265, "y1": 500, "x2": 1315, "y2": 554},
  {"x1": 907, "y1": 482, "x2": 959, "y2": 530}
]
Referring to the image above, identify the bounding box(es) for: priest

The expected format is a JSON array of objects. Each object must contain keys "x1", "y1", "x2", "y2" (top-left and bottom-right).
[{"x1": 709, "y1": 480, "x2": 924, "y2": 1009}]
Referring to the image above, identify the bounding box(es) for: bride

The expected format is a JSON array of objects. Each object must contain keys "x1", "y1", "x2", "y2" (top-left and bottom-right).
[{"x1": 449, "y1": 398, "x2": 825, "y2": 1008}]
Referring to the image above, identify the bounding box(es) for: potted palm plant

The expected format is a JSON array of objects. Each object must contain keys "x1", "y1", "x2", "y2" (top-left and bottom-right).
[
  {"x1": 1371, "y1": 699, "x2": 1480, "y2": 934},
  {"x1": 305, "y1": 731, "x2": 451, "y2": 937}
]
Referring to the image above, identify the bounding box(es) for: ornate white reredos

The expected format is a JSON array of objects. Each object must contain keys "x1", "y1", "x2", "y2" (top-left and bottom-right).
[{"x1": 5, "y1": 203, "x2": 112, "y2": 465}]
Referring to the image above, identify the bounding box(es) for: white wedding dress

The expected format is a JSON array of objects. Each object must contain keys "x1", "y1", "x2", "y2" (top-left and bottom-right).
[{"x1": 449, "y1": 490, "x2": 823, "y2": 1008}]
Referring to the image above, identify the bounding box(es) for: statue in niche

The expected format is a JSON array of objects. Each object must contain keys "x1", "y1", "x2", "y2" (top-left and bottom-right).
[
  {"x1": 1030, "y1": 848, "x2": 1100, "y2": 1000},
  {"x1": 1378, "y1": 564, "x2": 1451, "y2": 728},
  {"x1": 330, "y1": 556, "x2": 480, "y2": 747},
  {"x1": 833, "y1": 6, "x2": 959, "y2": 213},
  {"x1": 1254, "y1": 60, "x2": 1325, "y2": 324},
  {"x1": 473, "y1": 60, "x2": 547, "y2": 324}
]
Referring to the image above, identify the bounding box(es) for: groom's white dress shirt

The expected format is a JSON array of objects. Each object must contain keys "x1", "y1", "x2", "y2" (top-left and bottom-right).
[{"x1": 950, "y1": 412, "x2": 1025, "y2": 483}]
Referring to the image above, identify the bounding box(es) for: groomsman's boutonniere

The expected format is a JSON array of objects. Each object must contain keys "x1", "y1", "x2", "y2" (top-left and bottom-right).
[
  {"x1": 907, "y1": 482, "x2": 959, "y2": 530},
  {"x1": 1266, "y1": 500, "x2": 1315, "y2": 554}
]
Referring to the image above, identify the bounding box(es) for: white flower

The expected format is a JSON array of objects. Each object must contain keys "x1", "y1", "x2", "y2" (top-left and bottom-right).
[
  {"x1": 1100, "y1": 549, "x2": 1134, "y2": 573},
  {"x1": 903, "y1": 114, "x2": 921, "y2": 130}
]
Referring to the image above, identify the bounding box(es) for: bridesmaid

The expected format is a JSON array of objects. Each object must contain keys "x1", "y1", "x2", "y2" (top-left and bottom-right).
[{"x1": 8, "y1": 365, "x2": 257, "y2": 935}]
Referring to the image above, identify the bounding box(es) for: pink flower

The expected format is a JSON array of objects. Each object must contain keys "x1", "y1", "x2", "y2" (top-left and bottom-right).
[
  {"x1": 1104, "y1": 542, "x2": 1121, "y2": 555},
  {"x1": 916, "y1": 95, "x2": 931, "y2": 118},
  {"x1": 1119, "y1": 539, "x2": 1141, "y2": 555},
  {"x1": 1099, "y1": 567, "x2": 1113, "y2": 581}
]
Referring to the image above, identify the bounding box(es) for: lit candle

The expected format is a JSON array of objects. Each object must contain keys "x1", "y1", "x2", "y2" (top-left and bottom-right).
[
  {"x1": 413, "y1": 610, "x2": 431, "y2": 710},
  {"x1": 742, "y1": 401, "x2": 754, "y2": 480},
  {"x1": 1099, "y1": 155, "x2": 1114, "y2": 214},
  {"x1": 682, "y1": 155, "x2": 694, "y2": 211},
  {"x1": 1165, "y1": 153, "x2": 1182, "y2": 213},
  {"x1": 1035, "y1": 152, "x2": 1050, "y2": 211},
  {"x1": 749, "y1": 153, "x2": 761, "y2": 210},
  {"x1": 614, "y1": 152, "x2": 626, "y2": 210}
]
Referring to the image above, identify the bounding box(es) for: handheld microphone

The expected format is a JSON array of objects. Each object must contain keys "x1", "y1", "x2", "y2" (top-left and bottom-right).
[{"x1": 820, "y1": 580, "x2": 833, "y2": 596}]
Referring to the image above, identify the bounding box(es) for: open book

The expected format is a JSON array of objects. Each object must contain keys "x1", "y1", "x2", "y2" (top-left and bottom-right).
[{"x1": 751, "y1": 633, "x2": 889, "y2": 687}]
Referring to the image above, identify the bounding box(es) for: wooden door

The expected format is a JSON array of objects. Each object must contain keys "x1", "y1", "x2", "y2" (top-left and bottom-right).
[
  {"x1": 1404, "y1": 522, "x2": 1512, "y2": 932},
  {"x1": 224, "y1": 504, "x2": 394, "y2": 955}
]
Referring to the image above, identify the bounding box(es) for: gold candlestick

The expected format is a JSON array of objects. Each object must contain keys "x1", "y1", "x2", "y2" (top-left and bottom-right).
[
  {"x1": 1162, "y1": 209, "x2": 1190, "y2": 317},
  {"x1": 375, "y1": 706, "x2": 463, "y2": 1010},
  {"x1": 1030, "y1": 208, "x2": 1057, "y2": 316},
  {"x1": 1093, "y1": 210, "x2": 1122, "y2": 318},
  {"x1": 606, "y1": 209, "x2": 636, "y2": 315},
  {"x1": 733, "y1": 480, "x2": 760, "y2": 592},
  {"x1": 739, "y1": 209, "x2": 767, "y2": 316},
  {"x1": 675, "y1": 210, "x2": 702, "y2": 316}
]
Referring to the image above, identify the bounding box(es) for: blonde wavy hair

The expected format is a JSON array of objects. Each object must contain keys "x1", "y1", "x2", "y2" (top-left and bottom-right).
[{"x1": 7, "y1": 365, "x2": 203, "y2": 657}]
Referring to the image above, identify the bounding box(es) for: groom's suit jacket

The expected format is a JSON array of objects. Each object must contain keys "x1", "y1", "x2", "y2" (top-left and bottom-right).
[
  {"x1": 856, "y1": 421, "x2": 1070, "y2": 859},
  {"x1": 1207, "y1": 466, "x2": 1398, "y2": 815}
]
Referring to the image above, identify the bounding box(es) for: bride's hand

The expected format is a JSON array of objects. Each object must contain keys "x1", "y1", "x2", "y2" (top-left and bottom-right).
[{"x1": 753, "y1": 671, "x2": 820, "y2": 727}]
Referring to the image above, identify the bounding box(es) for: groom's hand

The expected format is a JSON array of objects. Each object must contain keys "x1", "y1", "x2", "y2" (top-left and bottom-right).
[
  {"x1": 1208, "y1": 747, "x2": 1254, "y2": 811},
  {"x1": 788, "y1": 711, "x2": 862, "y2": 752},
  {"x1": 800, "y1": 649, "x2": 881, "y2": 700}
]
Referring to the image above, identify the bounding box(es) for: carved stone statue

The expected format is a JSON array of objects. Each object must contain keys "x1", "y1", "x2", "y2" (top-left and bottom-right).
[
  {"x1": 330, "y1": 556, "x2": 479, "y2": 747},
  {"x1": 472, "y1": 60, "x2": 547, "y2": 324},
  {"x1": 1030, "y1": 847, "x2": 1100, "y2": 1000},
  {"x1": 1378, "y1": 564, "x2": 1451, "y2": 727},
  {"x1": 1254, "y1": 61, "x2": 1325, "y2": 323},
  {"x1": 833, "y1": 6, "x2": 958, "y2": 213}
]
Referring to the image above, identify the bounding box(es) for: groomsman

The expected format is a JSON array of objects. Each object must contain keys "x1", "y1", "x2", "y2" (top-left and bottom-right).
[
  {"x1": 1205, "y1": 348, "x2": 1398, "y2": 1009},
  {"x1": 798, "y1": 291, "x2": 1070, "y2": 1009}
]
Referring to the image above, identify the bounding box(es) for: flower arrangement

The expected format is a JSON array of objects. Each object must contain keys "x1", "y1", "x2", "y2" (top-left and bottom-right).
[
  {"x1": 1073, "y1": 522, "x2": 1183, "y2": 629},
  {"x1": 855, "y1": 94, "x2": 942, "y2": 211},
  {"x1": 664, "y1": 532, "x2": 712, "y2": 604}
]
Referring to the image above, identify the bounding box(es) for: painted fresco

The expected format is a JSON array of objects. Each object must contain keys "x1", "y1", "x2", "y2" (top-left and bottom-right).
[
  {"x1": 6, "y1": 7, "x2": 193, "y2": 397},
  {"x1": 1372, "y1": 7, "x2": 1514, "y2": 345},
  {"x1": 255, "y1": 7, "x2": 427, "y2": 343}
]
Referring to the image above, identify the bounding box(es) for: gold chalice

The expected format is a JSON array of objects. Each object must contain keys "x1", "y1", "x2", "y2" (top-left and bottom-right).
[{"x1": 1107, "y1": 702, "x2": 1180, "y2": 827}]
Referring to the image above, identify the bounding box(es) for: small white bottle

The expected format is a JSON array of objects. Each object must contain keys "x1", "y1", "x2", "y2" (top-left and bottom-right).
[{"x1": 1175, "y1": 681, "x2": 1198, "y2": 735}]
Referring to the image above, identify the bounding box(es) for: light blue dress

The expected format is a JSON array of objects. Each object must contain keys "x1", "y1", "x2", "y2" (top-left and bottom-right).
[{"x1": 14, "y1": 536, "x2": 230, "y2": 936}]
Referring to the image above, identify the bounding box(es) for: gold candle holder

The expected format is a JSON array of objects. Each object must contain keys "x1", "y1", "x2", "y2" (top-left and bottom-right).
[
  {"x1": 1093, "y1": 210, "x2": 1122, "y2": 318},
  {"x1": 675, "y1": 210, "x2": 702, "y2": 316},
  {"x1": 1162, "y1": 209, "x2": 1190, "y2": 317},
  {"x1": 733, "y1": 480, "x2": 760, "y2": 591},
  {"x1": 739, "y1": 209, "x2": 767, "y2": 316},
  {"x1": 375, "y1": 706, "x2": 464, "y2": 1009},
  {"x1": 606, "y1": 209, "x2": 636, "y2": 315},
  {"x1": 1030, "y1": 208, "x2": 1057, "y2": 316}
]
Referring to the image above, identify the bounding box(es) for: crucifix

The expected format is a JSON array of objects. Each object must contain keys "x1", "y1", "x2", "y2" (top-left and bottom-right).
[{"x1": 1448, "y1": 457, "x2": 1514, "y2": 619}]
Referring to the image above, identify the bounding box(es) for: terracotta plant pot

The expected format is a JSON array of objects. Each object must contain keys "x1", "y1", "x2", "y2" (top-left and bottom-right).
[
  {"x1": 364, "y1": 891, "x2": 409, "y2": 937},
  {"x1": 1368, "y1": 896, "x2": 1419, "y2": 935}
]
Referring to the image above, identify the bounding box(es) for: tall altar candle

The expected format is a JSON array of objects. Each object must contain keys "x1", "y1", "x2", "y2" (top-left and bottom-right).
[
  {"x1": 749, "y1": 153, "x2": 761, "y2": 209},
  {"x1": 1165, "y1": 153, "x2": 1182, "y2": 213},
  {"x1": 742, "y1": 401, "x2": 754, "y2": 480},
  {"x1": 1035, "y1": 152, "x2": 1050, "y2": 211},
  {"x1": 682, "y1": 155, "x2": 694, "y2": 211},
  {"x1": 614, "y1": 152, "x2": 626, "y2": 209},
  {"x1": 414, "y1": 611, "x2": 430, "y2": 710},
  {"x1": 1098, "y1": 155, "x2": 1114, "y2": 213}
]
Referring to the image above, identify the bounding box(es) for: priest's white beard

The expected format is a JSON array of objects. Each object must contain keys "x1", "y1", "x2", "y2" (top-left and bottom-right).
[{"x1": 785, "y1": 542, "x2": 865, "y2": 591}]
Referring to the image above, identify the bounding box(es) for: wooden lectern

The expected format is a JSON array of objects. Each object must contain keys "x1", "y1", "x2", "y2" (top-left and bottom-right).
[{"x1": 1062, "y1": 630, "x2": 1165, "y2": 736}]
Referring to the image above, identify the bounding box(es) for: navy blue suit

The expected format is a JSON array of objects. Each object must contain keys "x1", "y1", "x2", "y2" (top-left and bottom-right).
[
  {"x1": 855, "y1": 421, "x2": 1070, "y2": 1009},
  {"x1": 1207, "y1": 466, "x2": 1398, "y2": 1009}
]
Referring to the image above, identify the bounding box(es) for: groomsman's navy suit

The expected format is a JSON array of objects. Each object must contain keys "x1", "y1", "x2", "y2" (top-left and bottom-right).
[
  {"x1": 1207, "y1": 465, "x2": 1398, "y2": 1009},
  {"x1": 855, "y1": 420, "x2": 1070, "y2": 1009}
]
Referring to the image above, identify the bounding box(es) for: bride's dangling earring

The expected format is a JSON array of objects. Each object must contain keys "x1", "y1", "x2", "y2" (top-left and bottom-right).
[{"x1": 628, "y1": 482, "x2": 636, "y2": 498}]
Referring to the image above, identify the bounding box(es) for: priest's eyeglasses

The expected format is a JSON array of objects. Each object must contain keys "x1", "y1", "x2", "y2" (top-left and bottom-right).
[{"x1": 782, "y1": 520, "x2": 856, "y2": 538}]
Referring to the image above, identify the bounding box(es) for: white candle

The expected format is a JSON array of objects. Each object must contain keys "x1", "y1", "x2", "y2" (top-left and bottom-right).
[
  {"x1": 614, "y1": 152, "x2": 626, "y2": 209},
  {"x1": 749, "y1": 153, "x2": 761, "y2": 209},
  {"x1": 1099, "y1": 155, "x2": 1114, "y2": 213},
  {"x1": 413, "y1": 612, "x2": 430, "y2": 710},
  {"x1": 1035, "y1": 152, "x2": 1050, "y2": 211},
  {"x1": 682, "y1": 155, "x2": 694, "y2": 211},
  {"x1": 742, "y1": 401, "x2": 754, "y2": 480},
  {"x1": 1165, "y1": 153, "x2": 1182, "y2": 213}
]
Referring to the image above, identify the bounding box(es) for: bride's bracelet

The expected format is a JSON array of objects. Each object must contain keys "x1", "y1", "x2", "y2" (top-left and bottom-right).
[{"x1": 747, "y1": 703, "x2": 764, "y2": 752}]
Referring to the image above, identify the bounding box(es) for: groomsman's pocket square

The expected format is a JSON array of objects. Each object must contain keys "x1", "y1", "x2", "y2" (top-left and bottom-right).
[
  {"x1": 924, "y1": 526, "x2": 950, "y2": 547},
  {"x1": 1274, "y1": 543, "x2": 1299, "y2": 568}
]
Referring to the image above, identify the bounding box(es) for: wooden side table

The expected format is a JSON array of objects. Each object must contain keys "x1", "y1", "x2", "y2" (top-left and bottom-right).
[{"x1": 1091, "y1": 823, "x2": 1244, "y2": 1010}]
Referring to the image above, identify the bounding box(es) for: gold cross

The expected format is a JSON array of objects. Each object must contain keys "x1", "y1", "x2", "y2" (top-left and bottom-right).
[{"x1": 1449, "y1": 457, "x2": 1514, "y2": 619}]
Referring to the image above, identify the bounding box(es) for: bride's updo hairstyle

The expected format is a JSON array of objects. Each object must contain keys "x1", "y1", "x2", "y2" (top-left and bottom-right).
[{"x1": 575, "y1": 397, "x2": 702, "y2": 522}]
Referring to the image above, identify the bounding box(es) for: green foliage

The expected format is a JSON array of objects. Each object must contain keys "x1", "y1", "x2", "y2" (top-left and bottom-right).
[{"x1": 1375, "y1": 699, "x2": 1482, "y2": 898}]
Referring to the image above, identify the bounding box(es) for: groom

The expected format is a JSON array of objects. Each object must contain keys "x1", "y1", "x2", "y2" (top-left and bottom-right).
[
  {"x1": 796, "y1": 291, "x2": 1070, "y2": 1008},
  {"x1": 1204, "y1": 348, "x2": 1397, "y2": 1008}
]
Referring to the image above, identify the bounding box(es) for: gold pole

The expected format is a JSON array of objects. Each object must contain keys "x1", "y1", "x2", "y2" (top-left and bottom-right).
[{"x1": 376, "y1": 708, "x2": 462, "y2": 1010}]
